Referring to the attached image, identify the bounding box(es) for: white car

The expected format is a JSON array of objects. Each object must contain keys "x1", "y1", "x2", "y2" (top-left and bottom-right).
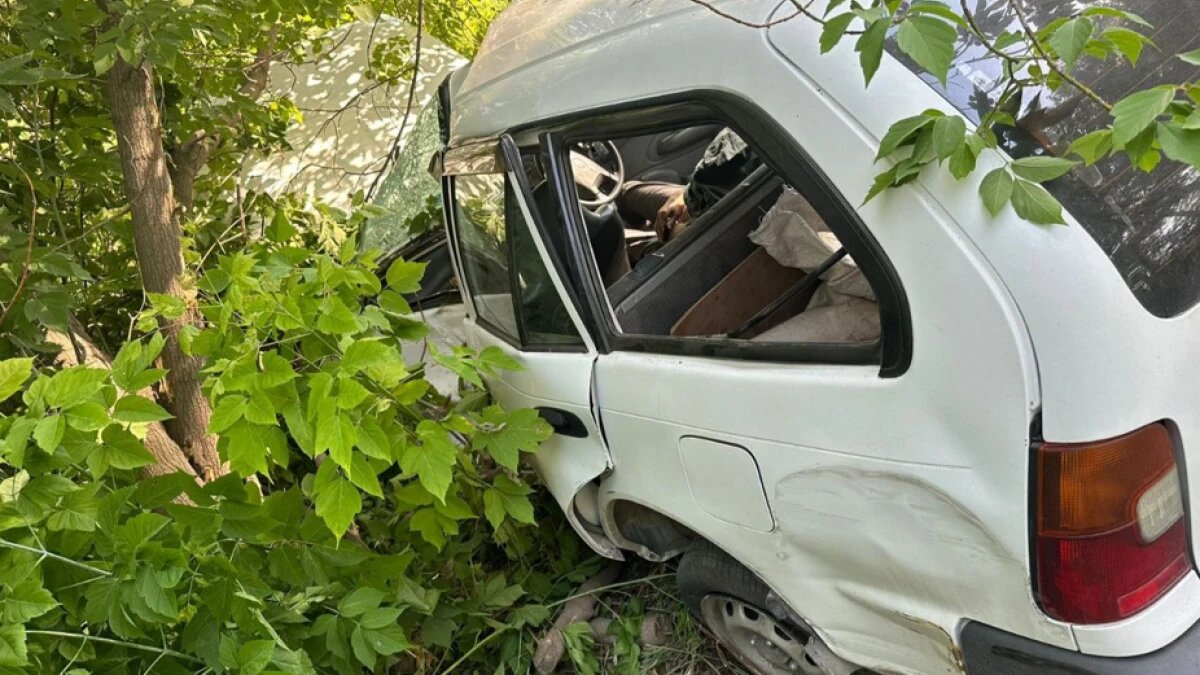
[{"x1": 367, "y1": 0, "x2": 1200, "y2": 673}]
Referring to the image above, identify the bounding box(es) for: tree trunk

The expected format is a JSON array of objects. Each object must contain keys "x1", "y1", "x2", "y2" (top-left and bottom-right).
[{"x1": 106, "y1": 58, "x2": 226, "y2": 481}]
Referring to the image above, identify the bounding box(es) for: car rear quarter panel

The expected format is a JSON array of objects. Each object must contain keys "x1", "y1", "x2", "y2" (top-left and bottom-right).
[{"x1": 455, "y1": 5, "x2": 1078, "y2": 675}]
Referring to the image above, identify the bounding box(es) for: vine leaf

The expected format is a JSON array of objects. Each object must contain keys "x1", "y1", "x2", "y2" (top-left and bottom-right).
[
  {"x1": 979, "y1": 168, "x2": 1014, "y2": 217},
  {"x1": 1179, "y1": 48, "x2": 1200, "y2": 66},
  {"x1": 1011, "y1": 179, "x2": 1065, "y2": 225},
  {"x1": 820, "y1": 13, "x2": 856, "y2": 53},
  {"x1": 1010, "y1": 156, "x2": 1079, "y2": 182},
  {"x1": 1066, "y1": 129, "x2": 1114, "y2": 165},
  {"x1": 855, "y1": 19, "x2": 889, "y2": 85},
  {"x1": 1157, "y1": 122, "x2": 1200, "y2": 169},
  {"x1": 1111, "y1": 85, "x2": 1176, "y2": 147},
  {"x1": 313, "y1": 474, "x2": 361, "y2": 539},
  {"x1": 896, "y1": 15, "x2": 957, "y2": 84},
  {"x1": 1048, "y1": 17, "x2": 1094, "y2": 71},
  {"x1": 0, "y1": 358, "x2": 33, "y2": 402}
]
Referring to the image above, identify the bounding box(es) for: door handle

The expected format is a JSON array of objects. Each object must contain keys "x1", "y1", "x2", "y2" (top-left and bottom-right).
[{"x1": 536, "y1": 407, "x2": 588, "y2": 438}]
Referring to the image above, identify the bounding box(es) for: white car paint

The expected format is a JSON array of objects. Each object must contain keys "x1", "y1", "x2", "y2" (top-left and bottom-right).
[{"x1": 437, "y1": 0, "x2": 1200, "y2": 672}]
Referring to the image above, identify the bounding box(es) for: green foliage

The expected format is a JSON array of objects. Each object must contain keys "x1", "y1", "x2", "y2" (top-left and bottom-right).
[
  {"x1": 813, "y1": 1, "x2": 1200, "y2": 225},
  {"x1": 0, "y1": 234, "x2": 608, "y2": 672}
]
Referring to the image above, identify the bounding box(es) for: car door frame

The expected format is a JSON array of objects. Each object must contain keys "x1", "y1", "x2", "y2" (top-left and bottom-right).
[{"x1": 439, "y1": 135, "x2": 621, "y2": 559}]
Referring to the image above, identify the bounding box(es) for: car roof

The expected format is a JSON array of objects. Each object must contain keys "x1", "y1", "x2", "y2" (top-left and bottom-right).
[{"x1": 447, "y1": 0, "x2": 782, "y2": 144}]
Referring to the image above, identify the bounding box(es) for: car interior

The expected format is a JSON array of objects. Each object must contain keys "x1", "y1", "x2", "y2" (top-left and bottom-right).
[{"x1": 559, "y1": 125, "x2": 882, "y2": 345}]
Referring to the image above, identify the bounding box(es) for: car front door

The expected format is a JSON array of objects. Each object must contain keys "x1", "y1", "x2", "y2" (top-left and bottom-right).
[{"x1": 440, "y1": 135, "x2": 620, "y2": 558}]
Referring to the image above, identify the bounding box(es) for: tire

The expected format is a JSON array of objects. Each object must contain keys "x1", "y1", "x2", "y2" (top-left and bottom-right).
[
  {"x1": 678, "y1": 541, "x2": 827, "y2": 675},
  {"x1": 677, "y1": 540, "x2": 775, "y2": 619}
]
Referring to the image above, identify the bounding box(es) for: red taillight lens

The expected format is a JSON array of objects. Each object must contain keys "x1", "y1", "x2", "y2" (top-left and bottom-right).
[{"x1": 1035, "y1": 423, "x2": 1192, "y2": 624}]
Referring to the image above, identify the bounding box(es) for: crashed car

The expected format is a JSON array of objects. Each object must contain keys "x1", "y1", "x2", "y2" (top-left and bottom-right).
[{"x1": 362, "y1": 0, "x2": 1200, "y2": 673}]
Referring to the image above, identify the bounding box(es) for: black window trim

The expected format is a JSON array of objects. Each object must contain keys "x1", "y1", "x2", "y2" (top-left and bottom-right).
[
  {"x1": 442, "y1": 141, "x2": 589, "y2": 354},
  {"x1": 507, "y1": 90, "x2": 912, "y2": 377}
]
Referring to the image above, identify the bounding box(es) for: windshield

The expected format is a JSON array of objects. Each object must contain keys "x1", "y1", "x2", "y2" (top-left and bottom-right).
[
  {"x1": 360, "y1": 98, "x2": 444, "y2": 255},
  {"x1": 886, "y1": 0, "x2": 1200, "y2": 317}
]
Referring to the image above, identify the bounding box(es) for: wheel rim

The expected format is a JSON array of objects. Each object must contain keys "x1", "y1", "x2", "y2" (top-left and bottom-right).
[{"x1": 699, "y1": 594, "x2": 825, "y2": 675}]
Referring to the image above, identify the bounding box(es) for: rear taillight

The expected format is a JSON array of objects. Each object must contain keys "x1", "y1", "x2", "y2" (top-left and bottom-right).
[{"x1": 1035, "y1": 422, "x2": 1192, "y2": 624}]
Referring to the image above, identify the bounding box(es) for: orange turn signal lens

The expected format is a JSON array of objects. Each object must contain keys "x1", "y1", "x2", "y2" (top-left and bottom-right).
[{"x1": 1038, "y1": 424, "x2": 1177, "y2": 537}]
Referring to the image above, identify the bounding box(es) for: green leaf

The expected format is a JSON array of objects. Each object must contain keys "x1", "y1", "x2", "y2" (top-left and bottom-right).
[
  {"x1": 855, "y1": 19, "x2": 889, "y2": 86},
  {"x1": 223, "y1": 423, "x2": 271, "y2": 477},
  {"x1": 95, "y1": 425, "x2": 156, "y2": 473},
  {"x1": 400, "y1": 424, "x2": 457, "y2": 501},
  {"x1": 111, "y1": 335, "x2": 166, "y2": 392},
  {"x1": 47, "y1": 484, "x2": 100, "y2": 532},
  {"x1": 351, "y1": 626, "x2": 377, "y2": 668},
  {"x1": 819, "y1": 13, "x2": 855, "y2": 53},
  {"x1": 875, "y1": 113, "x2": 938, "y2": 160},
  {"x1": 316, "y1": 297, "x2": 361, "y2": 335},
  {"x1": 1048, "y1": 17, "x2": 1094, "y2": 71},
  {"x1": 33, "y1": 415, "x2": 65, "y2": 452},
  {"x1": 1081, "y1": 6, "x2": 1151, "y2": 27},
  {"x1": 1, "y1": 580, "x2": 57, "y2": 623},
  {"x1": 1178, "y1": 48, "x2": 1200, "y2": 66},
  {"x1": 0, "y1": 358, "x2": 33, "y2": 402},
  {"x1": 65, "y1": 401, "x2": 110, "y2": 431},
  {"x1": 1102, "y1": 27, "x2": 1150, "y2": 66},
  {"x1": 314, "y1": 474, "x2": 361, "y2": 537},
  {"x1": 947, "y1": 142, "x2": 978, "y2": 179},
  {"x1": 341, "y1": 340, "x2": 391, "y2": 374},
  {"x1": 896, "y1": 16, "x2": 957, "y2": 84},
  {"x1": 475, "y1": 407, "x2": 551, "y2": 472},
  {"x1": 1112, "y1": 85, "x2": 1177, "y2": 148},
  {"x1": 1066, "y1": 129, "x2": 1114, "y2": 165},
  {"x1": 481, "y1": 574, "x2": 524, "y2": 608},
  {"x1": 978, "y1": 168, "x2": 1014, "y2": 217},
  {"x1": 385, "y1": 260, "x2": 427, "y2": 294},
  {"x1": 359, "y1": 623, "x2": 409, "y2": 656},
  {"x1": 45, "y1": 368, "x2": 108, "y2": 409},
  {"x1": 257, "y1": 352, "x2": 296, "y2": 389},
  {"x1": 348, "y1": 453, "x2": 383, "y2": 497},
  {"x1": 237, "y1": 640, "x2": 275, "y2": 675},
  {"x1": 1157, "y1": 122, "x2": 1200, "y2": 169},
  {"x1": 316, "y1": 407, "x2": 357, "y2": 468},
  {"x1": 209, "y1": 395, "x2": 247, "y2": 433},
  {"x1": 0, "y1": 624, "x2": 26, "y2": 666},
  {"x1": 477, "y1": 345, "x2": 523, "y2": 373},
  {"x1": 244, "y1": 391, "x2": 276, "y2": 425},
  {"x1": 338, "y1": 587, "x2": 385, "y2": 617},
  {"x1": 931, "y1": 115, "x2": 966, "y2": 160},
  {"x1": 483, "y1": 489, "x2": 507, "y2": 530},
  {"x1": 1010, "y1": 179, "x2": 1065, "y2": 225},
  {"x1": 113, "y1": 395, "x2": 173, "y2": 423},
  {"x1": 1010, "y1": 156, "x2": 1078, "y2": 182}
]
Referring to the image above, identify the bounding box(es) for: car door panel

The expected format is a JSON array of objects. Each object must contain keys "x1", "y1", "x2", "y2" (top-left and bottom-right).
[{"x1": 442, "y1": 136, "x2": 620, "y2": 558}]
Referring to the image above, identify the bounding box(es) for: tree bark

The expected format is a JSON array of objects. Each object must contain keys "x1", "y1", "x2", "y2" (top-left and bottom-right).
[
  {"x1": 169, "y1": 38, "x2": 276, "y2": 211},
  {"x1": 45, "y1": 318, "x2": 199, "y2": 481},
  {"x1": 106, "y1": 57, "x2": 226, "y2": 481}
]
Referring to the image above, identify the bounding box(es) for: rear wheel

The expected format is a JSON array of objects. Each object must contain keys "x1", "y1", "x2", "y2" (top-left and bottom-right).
[{"x1": 677, "y1": 542, "x2": 826, "y2": 675}]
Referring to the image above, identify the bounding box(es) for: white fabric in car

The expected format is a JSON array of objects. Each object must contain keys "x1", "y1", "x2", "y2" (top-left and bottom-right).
[
  {"x1": 749, "y1": 189, "x2": 875, "y2": 302},
  {"x1": 749, "y1": 188, "x2": 880, "y2": 343}
]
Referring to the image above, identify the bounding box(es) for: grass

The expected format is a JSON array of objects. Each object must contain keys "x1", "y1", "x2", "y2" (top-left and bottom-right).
[{"x1": 560, "y1": 560, "x2": 755, "y2": 674}]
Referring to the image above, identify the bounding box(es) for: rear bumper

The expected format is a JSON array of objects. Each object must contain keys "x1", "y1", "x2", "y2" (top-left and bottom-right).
[{"x1": 962, "y1": 619, "x2": 1200, "y2": 674}]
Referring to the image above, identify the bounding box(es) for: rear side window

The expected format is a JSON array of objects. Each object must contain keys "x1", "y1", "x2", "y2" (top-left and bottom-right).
[
  {"x1": 450, "y1": 167, "x2": 584, "y2": 349},
  {"x1": 886, "y1": 0, "x2": 1200, "y2": 317}
]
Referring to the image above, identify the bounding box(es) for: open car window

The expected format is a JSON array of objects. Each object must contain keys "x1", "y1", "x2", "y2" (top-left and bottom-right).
[{"x1": 557, "y1": 121, "x2": 884, "y2": 350}]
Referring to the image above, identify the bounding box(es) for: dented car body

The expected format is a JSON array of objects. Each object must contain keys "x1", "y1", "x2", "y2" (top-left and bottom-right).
[{"x1": 382, "y1": 0, "x2": 1200, "y2": 673}]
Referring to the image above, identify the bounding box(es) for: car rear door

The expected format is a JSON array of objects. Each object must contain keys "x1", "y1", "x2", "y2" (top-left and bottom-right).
[{"x1": 440, "y1": 135, "x2": 620, "y2": 558}]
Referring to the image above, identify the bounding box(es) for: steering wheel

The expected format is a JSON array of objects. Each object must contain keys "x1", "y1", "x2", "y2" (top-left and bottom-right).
[{"x1": 571, "y1": 141, "x2": 626, "y2": 208}]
